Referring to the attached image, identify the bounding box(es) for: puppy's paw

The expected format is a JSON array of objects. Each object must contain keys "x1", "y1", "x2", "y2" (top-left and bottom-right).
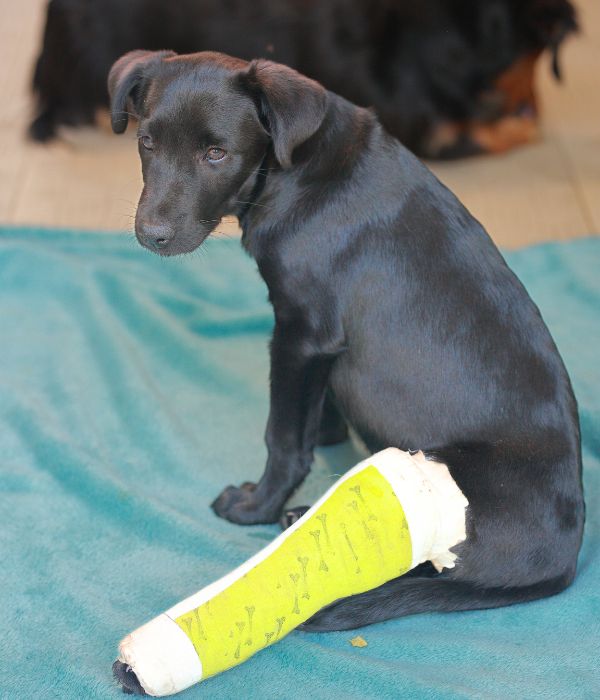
[
  {"x1": 211, "y1": 482, "x2": 279, "y2": 525},
  {"x1": 112, "y1": 660, "x2": 146, "y2": 695},
  {"x1": 279, "y1": 506, "x2": 310, "y2": 530}
]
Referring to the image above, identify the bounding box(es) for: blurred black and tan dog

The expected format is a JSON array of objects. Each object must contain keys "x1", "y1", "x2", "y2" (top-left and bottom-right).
[
  {"x1": 33, "y1": 0, "x2": 577, "y2": 158},
  {"x1": 108, "y1": 50, "x2": 583, "y2": 644}
]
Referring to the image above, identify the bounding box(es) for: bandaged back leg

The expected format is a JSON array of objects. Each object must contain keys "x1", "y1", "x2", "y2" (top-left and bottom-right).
[{"x1": 116, "y1": 448, "x2": 468, "y2": 696}]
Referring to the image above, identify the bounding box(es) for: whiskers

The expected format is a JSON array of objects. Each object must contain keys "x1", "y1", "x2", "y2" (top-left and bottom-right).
[
  {"x1": 123, "y1": 227, "x2": 139, "y2": 252},
  {"x1": 118, "y1": 198, "x2": 139, "y2": 243},
  {"x1": 233, "y1": 199, "x2": 273, "y2": 211}
]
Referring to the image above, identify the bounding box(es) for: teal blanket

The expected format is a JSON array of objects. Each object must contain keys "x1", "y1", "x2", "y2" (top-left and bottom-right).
[{"x1": 1, "y1": 227, "x2": 598, "y2": 699}]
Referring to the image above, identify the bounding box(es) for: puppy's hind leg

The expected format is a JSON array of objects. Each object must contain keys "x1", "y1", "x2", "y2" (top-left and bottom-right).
[
  {"x1": 316, "y1": 391, "x2": 348, "y2": 446},
  {"x1": 299, "y1": 571, "x2": 575, "y2": 632}
]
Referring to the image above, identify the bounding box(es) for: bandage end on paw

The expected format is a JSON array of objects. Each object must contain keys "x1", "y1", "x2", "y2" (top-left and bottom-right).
[{"x1": 115, "y1": 448, "x2": 468, "y2": 696}]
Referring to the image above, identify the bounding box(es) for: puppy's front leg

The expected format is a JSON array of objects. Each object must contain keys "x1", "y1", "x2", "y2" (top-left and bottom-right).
[{"x1": 212, "y1": 321, "x2": 334, "y2": 525}]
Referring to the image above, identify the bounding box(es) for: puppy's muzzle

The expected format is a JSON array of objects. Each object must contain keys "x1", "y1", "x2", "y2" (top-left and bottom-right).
[{"x1": 137, "y1": 221, "x2": 174, "y2": 252}]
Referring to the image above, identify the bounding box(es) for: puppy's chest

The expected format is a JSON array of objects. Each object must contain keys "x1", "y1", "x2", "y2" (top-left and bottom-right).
[{"x1": 257, "y1": 247, "x2": 330, "y2": 306}]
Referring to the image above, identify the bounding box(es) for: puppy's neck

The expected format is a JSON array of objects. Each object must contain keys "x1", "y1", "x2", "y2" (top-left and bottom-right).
[
  {"x1": 239, "y1": 94, "x2": 390, "y2": 259},
  {"x1": 236, "y1": 146, "x2": 273, "y2": 224}
]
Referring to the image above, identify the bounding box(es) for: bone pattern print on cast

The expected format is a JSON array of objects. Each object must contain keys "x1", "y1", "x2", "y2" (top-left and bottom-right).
[
  {"x1": 175, "y1": 466, "x2": 412, "y2": 680},
  {"x1": 116, "y1": 449, "x2": 469, "y2": 695}
]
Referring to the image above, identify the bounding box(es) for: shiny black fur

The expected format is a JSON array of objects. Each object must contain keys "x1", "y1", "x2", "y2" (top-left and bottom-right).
[
  {"x1": 32, "y1": 0, "x2": 576, "y2": 158},
  {"x1": 110, "y1": 50, "x2": 584, "y2": 642}
]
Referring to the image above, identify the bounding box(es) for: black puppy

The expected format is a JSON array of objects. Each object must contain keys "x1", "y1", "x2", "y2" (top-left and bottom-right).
[
  {"x1": 33, "y1": 0, "x2": 577, "y2": 158},
  {"x1": 109, "y1": 51, "x2": 584, "y2": 633}
]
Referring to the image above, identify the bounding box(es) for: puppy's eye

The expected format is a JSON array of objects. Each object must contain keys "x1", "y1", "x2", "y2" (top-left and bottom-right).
[
  {"x1": 139, "y1": 135, "x2": 154, "y2": 151},
  {"x1": 206, "y1": 147, "x2": 227, "y2": 162}
]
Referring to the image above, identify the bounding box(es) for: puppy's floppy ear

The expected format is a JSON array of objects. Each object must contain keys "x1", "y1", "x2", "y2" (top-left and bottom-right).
[
  {"x1": 108, "y1": 50, "x2": 176, "y2": 134},
  {"x1": 239, "y1": 60, "x2": 328, "y2": 168}
]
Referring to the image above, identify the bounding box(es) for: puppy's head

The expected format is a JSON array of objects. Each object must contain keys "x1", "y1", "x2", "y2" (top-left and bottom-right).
[{"x1": 108, "y1": 51, "x2": 327, "y2": 255}]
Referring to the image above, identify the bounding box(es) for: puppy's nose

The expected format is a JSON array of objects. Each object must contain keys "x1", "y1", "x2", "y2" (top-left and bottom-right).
[{"x1": 138, "y1": 221, "x2": 174, "y2": 250}]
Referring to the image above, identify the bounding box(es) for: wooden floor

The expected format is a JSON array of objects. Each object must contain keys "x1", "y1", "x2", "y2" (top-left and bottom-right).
[{"x1": 1, "y1": 0, "x2": 599, "y2": 248}]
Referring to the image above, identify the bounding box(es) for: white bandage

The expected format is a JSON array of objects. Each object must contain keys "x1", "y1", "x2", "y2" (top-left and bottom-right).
[{"x1": 117, "y1": 448, "x2": 468, "y2": 696}]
